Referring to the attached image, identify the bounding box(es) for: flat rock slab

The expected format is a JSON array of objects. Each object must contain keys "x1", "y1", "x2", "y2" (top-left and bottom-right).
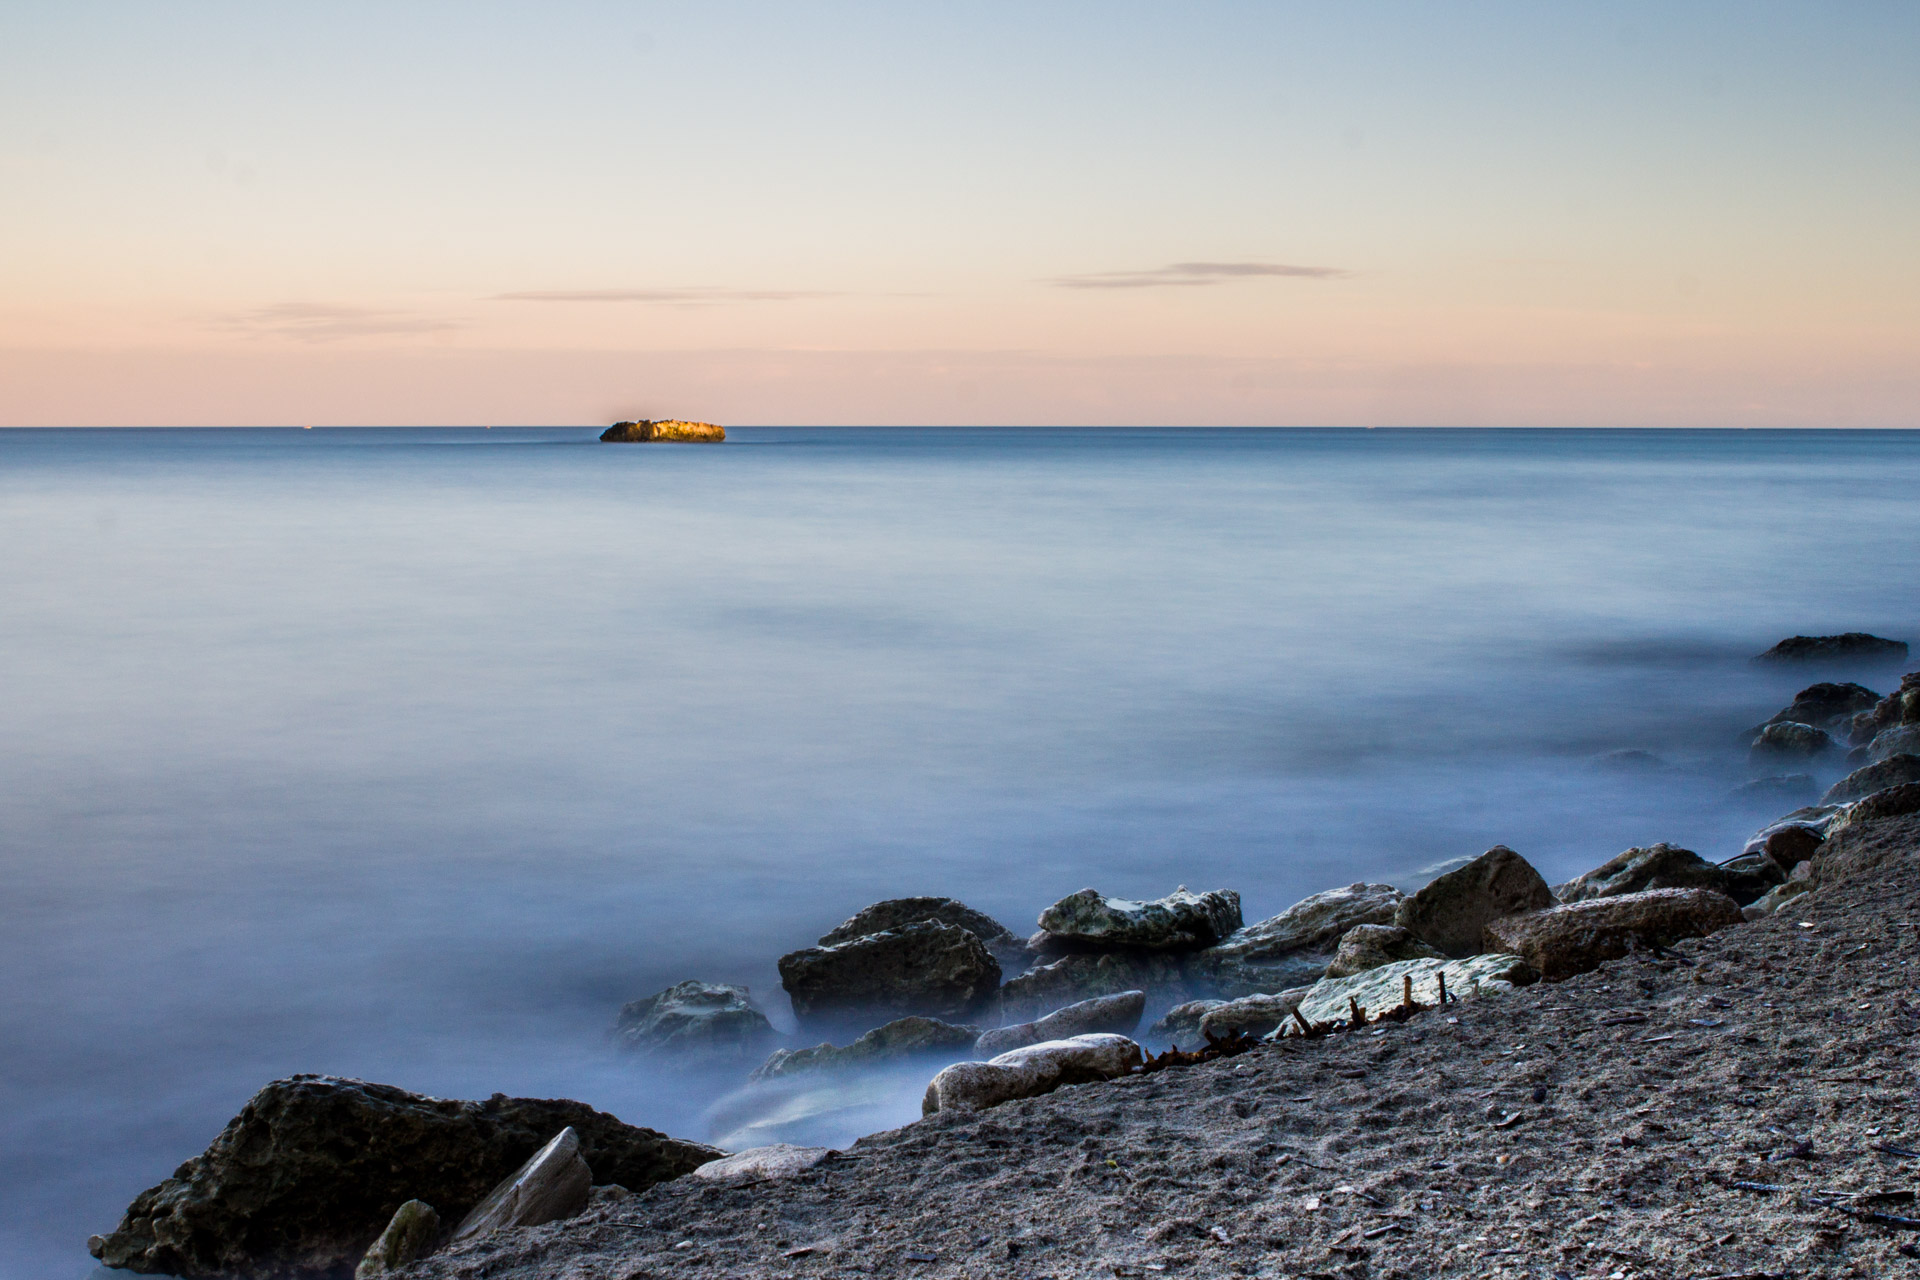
[
  {"x1": 1393, "y1": 846, "x2": 1556, "y2": 957},
  {"x1": 1287, "y1": 954, "x2": 1535, "y2": 1030},
  {"x1": 975, "y1": 990, "x2": 1145, "y2": 1057},
  {"x1": 923, "y1": 1035, "x2": 1143, "y2": 1115},
  {"x1": 1753, "y1": 632, "x2": 1908, "y2": 663},
  {"x1": 778, "y1": 921, "x2": 1001, "y2": 1023},
  {"x1": 1036, "y1": 886, "x2": 1242, "y2": 952},
  {"x1": 1552, "y1": 842, "x2": 1728, "y2": 903},
  {"x1": 1210, "y1": 882, "x2": 1403, "y2": 960},
  {"x1": 751, "y1": 1016, "x2": 981, "y2": 1081},
  {"x1": 1483, "y1": 887, "x2": 1744, "y2": 981},
  {"x1": 452, "y1": 1127, "x2": 592, "y2": 1242},
  {"x1": 692, "y1": 1144, "x2": 835, "y2": 1182}
]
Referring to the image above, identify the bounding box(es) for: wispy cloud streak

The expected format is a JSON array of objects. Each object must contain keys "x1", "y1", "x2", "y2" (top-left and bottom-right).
[
  {"x1": 1050, "y1": 261, "x2": 1351, "y2": 289},
  {"x1": 493, "y1": 288, "x2": 837, "y2": 304},
  {"x1": 213, "y1": 303, "x2": 460, "y2": 342}
]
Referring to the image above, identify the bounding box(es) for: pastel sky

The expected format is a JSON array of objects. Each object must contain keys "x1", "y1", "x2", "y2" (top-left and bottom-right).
[{"x1": 3, "y1": 2, "x2": 1917, "y2": 426}]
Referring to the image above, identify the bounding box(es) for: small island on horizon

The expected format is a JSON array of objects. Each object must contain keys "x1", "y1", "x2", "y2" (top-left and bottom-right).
[{"x1": 600, "y1": 420, "x2": 726, "y2": 444}]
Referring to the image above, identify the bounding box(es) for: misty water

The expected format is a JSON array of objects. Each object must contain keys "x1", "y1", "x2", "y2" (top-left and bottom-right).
[{"x1": 3, "y1": 426, "x2": 1916, "y2": 1278}]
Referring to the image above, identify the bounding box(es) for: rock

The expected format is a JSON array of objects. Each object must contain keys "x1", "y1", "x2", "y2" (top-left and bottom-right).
[
  {"x1": 1190, "y1": 951, "x2": 1340, "y2": 1000},
  {"x1": 1393, "y1": 847, "x2": 1556, "y2": 958},
  {"x1": 1482, "y1": 888, "x2": 1744, "y2": 981},
  {"x1": 1592, "y1": 749, "x2": 1668, "y2": 772},
  {"x1": 1146, "y1": 999, "x2": 1225, "y2": 1050},
  {"x1": 1716, "y1": 851, "x2": 1787, "y2": 905},
  {"x1": 1742, "y1": 875, "x2": 1813, "y2": 921},
  {"x1": 1035, "y1": 886, "x2": 1242, "y2": 952},
  {"x1": 1831, "y1": 781, "x2": 1920, "y2": 832},
  {"x1": 778, "y1": 921, "x2": 1001, "y2": 1024},
  {"x1": 1760, "y1": 682, "x2": 1882, "y2": 733},
  {"x1": 1748, "y1": 721, "x2": 1837, "y2": 763},
  {"x1": 1867, "y1": 724, "x2": 1920, "y2": 764},
  {"x1": 1855, "y1": 672, "x2": 1920, "y2": 742},
  {"x1": 1727, "y1": 775, "x2": 1818, "y2": 804},
  {"x1": 1197, "y1": 989, "x2": 1314, "y2": 1040},
  {"x1": 1740, "y1": 805, "x2": 1847, "y2": 859},
  {"x1": 749, "y1": 1016, "x2": 981, "y2": 1081},
  {"x1": 1282, "y1": 955, "x2": 1535, "y2": 1032},
  {"x1": 691, "y1": 1144, "x2": 835, "y2": 1182},
  {"x1": 974, "y1": 991, "x2": 1146, "y2": 1057},
  {"x1": 354, "y1": 1201, "x2": 440, "y2": 1280},
  {"x1": 87, "y1": 1075, "x2": 717, "y2": 1279},
  {"x1": 1211, "y1": 883, "x2": 1404, "y2": 959},
  {"x1": 1822, "y1": 753, "x2": 1920, "y2": 805},
  {"x1": 921, "y1": 1035, "x2": 1143, "y2": 1116},
  {"x1": 995, "y1": 951, "x2": 1190, "y2": 1022},
  {"x1": 819, "y1": 897, "x2": 1018, "y2": 949},
  {"x1": 1759, "y1": 824, "x2": 1824, "y2": 871},
  {"x1": 450, "y1": 1127, "x2": 591, "y2": 1243},
  {"x1": 1753, "y1": 633, "x2": 1908, "y2": 663},
  {"x1": 1322, "y1": 924, "x2": 1444, "y2": 978},
  {"x1": 599, "y1": 419, "x2": 725, "y2": 443},
  {"x1": 610, "y1": 981, "x2": 773, "y2": 1057},
  {"x1": 1552, "y1": 843, "x2": 1729, "y2": 903}
]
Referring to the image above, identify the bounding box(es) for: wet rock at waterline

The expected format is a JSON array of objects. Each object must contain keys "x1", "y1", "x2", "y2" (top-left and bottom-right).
[
  {"x1": 599, "y1": 419, "x2": 725, "y2": 443},
  {"x1": 86, "y1": 1075, "x2": 717, "y2": 1279},
  {"x1": 996, "y1": 950, "x2": 1191, "y2": 1022},
  {"x1": 750, "y1": 1016, "x2": 980, "y2": 1081},
  {"x1": 1285, "y1": 954, "x2": 1536, "y2": 1031},
  {"x1": 450, "y1": 1127, "x2": 591, "y2": 1244},
  {"x1": 1741, "y1": 805, "x2": 1846, "y2": 858},
  {"x1": 1867, "y1": 724, "x2": 1920, "y2": 765},
  {"x1": 1393, "y1": 847, "x2": 1556, "y2": 958},
  {"x1": 1728, "y1": 775, "x2": 1818, "y2": 804},
  {"x1": 819, "y1": 896, "x2": 1018, "y2": 950},
  {"x1": 922, "y1": 1035, "x2": 1144, "y2": 1116},
  {"x1": 1753, "y1": 633, "x2": 1908, "y2": 664},
  {"x1": 974, "y1": 990, "x2": 1146, "y2": 1056},
  {"x1": 778, "y1": 921, "x2": 1001, "y2": 1023},
  {"x1": 1147, "y1": 999, "x2": 1225, "y2": 1050},
  {"x1": 1322, "y1": 923, "x2": 1444, "y2": 978},
  {"x1": 1748, "y1": 721, "x2": 1837, "y2": 763},
  {"x1": 1830, "y1": 781, "x2": 1920, "y2": 833},
  {"x1": 610, "y1": 981, "x2": 773, "y2": 1057},
  {"x1": 355, "y1": 1201, "x2": 440, "y2": 1280},
  {"x1": 1759, "y1": 682, "x2": 1882, "y2": 734},
  {"x1": 1851, "y1": 672, "x2": 1920, "y2": 744},
  {"x1": 1592, "y1": 748, "x2": 1669, "y2": 772},
  {"x1": 1822, "y1": 753, "x2": 1920, "y2": 805},
  {"x1": 1482, "y1": 887, "x2": 1744, "y2": 981},
  {"x1": 1552, "y1": 843, "x2": 1730, "y2": 903},
  {"x1": 1212, "y1": 882, "x2": 1404, "y2": 960},
  {"x1": 1035, "y1": 886, "x2": 1242, "y2": 952},
  {"x1": 692, "y1": 1144, "x2": 835, "y2": 1183}
]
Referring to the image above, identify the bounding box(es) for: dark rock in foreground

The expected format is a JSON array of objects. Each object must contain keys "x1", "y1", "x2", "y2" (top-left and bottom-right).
[
  {"x1": 778, "y1": 921, "x2": 1001, "y2": 1023},
  {"x1": 1552, "y1": 842, "x2": 1729, "y2": 903},
  {"x1": 1483, "y1": 887, "x2": 1743, "y2": 980},
  {"x1": 1753, "y1": 633, "x2": 1907, "y2": 663},
  {"x1": 87, "y1": 1075, "x2": 717, "y2": 1279},
  {"x1": 599, "y1": 419, "x2": 725, "y2": 443},
  {"x1": 1393, "y1": 846, "x2": 1556, "y2": 957}
]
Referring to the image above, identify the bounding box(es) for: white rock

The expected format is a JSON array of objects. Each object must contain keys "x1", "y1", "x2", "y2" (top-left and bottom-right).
[
  {"x1": 922, "y1": 1034, "x2": 1143, "y2": 1115},
  {"x1": 692, "y1": 1144, "x2": 835, "y2": 1182},
  {"x1": 974, "y1": 990, "x2": 1145, "y2": 1056},
  {"x1": 450, "y1": 1127, "x2": 591, "y2": 1242},
  {"x1": 1278, "y1": 955, "x2": 1533, "y2": 1034}
]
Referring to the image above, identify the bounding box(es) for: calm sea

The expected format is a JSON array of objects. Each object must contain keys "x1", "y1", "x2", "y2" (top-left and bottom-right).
[{"x1": 3, "y1": 427, "x2": 1916, "y2": 1278}]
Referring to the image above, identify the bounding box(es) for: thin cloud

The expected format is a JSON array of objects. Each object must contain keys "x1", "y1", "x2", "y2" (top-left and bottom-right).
[
  {"x1": 1050, "y1": 261, "x2": 1351, "y2": 289},
  {"x1": 213, "y1": 303, "x2": 461, "y2": 342},
  {"x1": 493, "y1": 288, "x2": 837, "y2": 304}
]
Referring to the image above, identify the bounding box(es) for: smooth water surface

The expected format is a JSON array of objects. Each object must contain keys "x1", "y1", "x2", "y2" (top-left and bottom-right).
[{"x1": 3, "y1": 427, "x2": 1917, "y2": 1278}]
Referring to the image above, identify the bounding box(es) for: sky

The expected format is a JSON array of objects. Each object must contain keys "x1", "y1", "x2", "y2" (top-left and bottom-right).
[{"x1": 2, "y1": 1, "x2": 1917, "y2": 426}]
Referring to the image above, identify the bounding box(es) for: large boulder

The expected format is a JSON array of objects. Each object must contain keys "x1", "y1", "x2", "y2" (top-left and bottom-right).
[
  {"x1": 1283, "y1": 954, "x2": 1535, "y2": 1032},
  {"x1": 1748, "y1": 721, "x2": 1837, "y2": 763},
  {"x1": 1822, "y1": 753, "x2": 1920, "y2": 805},
  {"x1": 777, "y1": 921, "x2": 1000, "y2": 1023},
  {"x1": 749, "y1": 1016, "x2": 980, "y2": 1081},
  {"x1": 1753, "y1": 634, "x2": 1907, "y2": 664},
  {"x1": 1393, "y1": 847, "x2": 1556, "y2": 957},
  {"x1": 995, "y1": 951, "x2": 1189, "y2": 1023},
  {"x1": 1322, "y1": 923, "x2": 1444, "y2": 978},
  {"x1": 1197, "y1": 989, "x2": 1314, "y2": 1040},
  {"x1": 1552, "y1": 843, "x2": 1729, "y2": 903},
  {"x1": 1035, "y1": 886, "x2": 1241, "y2": 952},
  {"x1": 691, "y1": 1144, "x2": 834, "y2": 1183},
  {"x1": 1867, "y1": 724, "x2": 1920, "y2": 764},
  {"x1": 974, "y1": 990, "x2": 1145, "y2": 1057},
  {"x1": 1760, "y1": 682, "x2": 1881, "y2": 733},
  {"x1": 1482, "y1": 887, "x2": 1744, "y2": 981},
  {"x1": 86, "y1": 1075, "x2": 717, "y2": 1279},
  {"x1": 599, "y1": 418, "x2": 725, "y2": 443},
  {"x1": 610, "y1": 980, "x2": 773, "y2": 1057},
  {"x1": 921, "y1": 1035, "x2": 1142, "y2": 1115},
  {"x1": 819, "y1": 897, "x2": 1018, "y2": 949}
]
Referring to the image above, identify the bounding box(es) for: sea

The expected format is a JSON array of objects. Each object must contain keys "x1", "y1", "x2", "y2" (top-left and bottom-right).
[{"x1": 3, "y1": 426, "x2": 1916, "y2": 1278}]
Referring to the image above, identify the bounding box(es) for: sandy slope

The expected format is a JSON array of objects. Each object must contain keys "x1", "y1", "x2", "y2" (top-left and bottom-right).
[{"x1": 406, "y1": 815, "x2": 1920, "y2": 1280}]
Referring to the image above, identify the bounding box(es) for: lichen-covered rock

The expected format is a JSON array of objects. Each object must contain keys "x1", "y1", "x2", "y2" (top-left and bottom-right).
[
  {"x1": 691, "y1": 1145, "x2": 835, "y2": 1182},
  {"x1": 749, "y1": 1016, "x2": 981, "y2": 1081},
  {"x1": 777, "y1": 921, "x2": 1000, "y2": 1023},
  {"x1": 1748, "y1": 721, "x2": 1838, "y2": 762},
  {"x1": 1036, "y1": 886, "x2": 1242, "y2": 952},
  {"x1": 1282, "y1": 955, "x2": 1535, "y2": 1032},
  {"x1": 1867, "y1": 724, "x2": 1920, "y2": 765},
  {"x1": 86, "y1": 1075, "x2": 718, "y2": 1279},
  {"x1": 1754, "y1": 633, "x2": 1908, "y2": 663},
  {"x1": 1760, "y1": 682, "x2": 1882, "y2": 733},
  {"x1": 450, "y1": 1126, "x2": 591, "y2": 1243},
  {"x1": 1198, "y1": 988, "x2": 1315, "y2": 1040},
  {"x1": 1146, "y1": 999, "x2": 1225, "y2": 1050},
  {"x1": 610, "y1": 981, "x2": 773, "y2": 1057},
  {"x1": 921, "y1": 1035, "x2": 1143, "y2": 1115},
  {"x1": 995, "y1": 951, "x2": 1190, "y2": 1022},
  {"x1": 1323, "y1": 924, "x2": 1444, "y2": 978},
  {"x1": 1482, "y1": 887, "x2": 1744, "y2": 981},
  {"x1": 599, "y1": 419, "x2": 725, "y2": 443},
  {"x1": 1822, "y1": 753, "x2": 1920, "y2": 805},
  {"x1": 354, "y1": 1200, "x2": 440, "y2": 1280},
  {"x1": 974, "y1": 990, "x2": 1145, "y2": 1057},
  {"x1": 1552, "y1": 843, "x2": 1729, "y2": 903},
  {"x1": 1393, "y1": 847, "x2": 1556, "y2": 957},
  {"x1": 1211, "y1": 883, "x2": 1404, "y2": 959},
  {"x1": 818, "y1": 897, "x2": 1017, "y2": 948}
]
